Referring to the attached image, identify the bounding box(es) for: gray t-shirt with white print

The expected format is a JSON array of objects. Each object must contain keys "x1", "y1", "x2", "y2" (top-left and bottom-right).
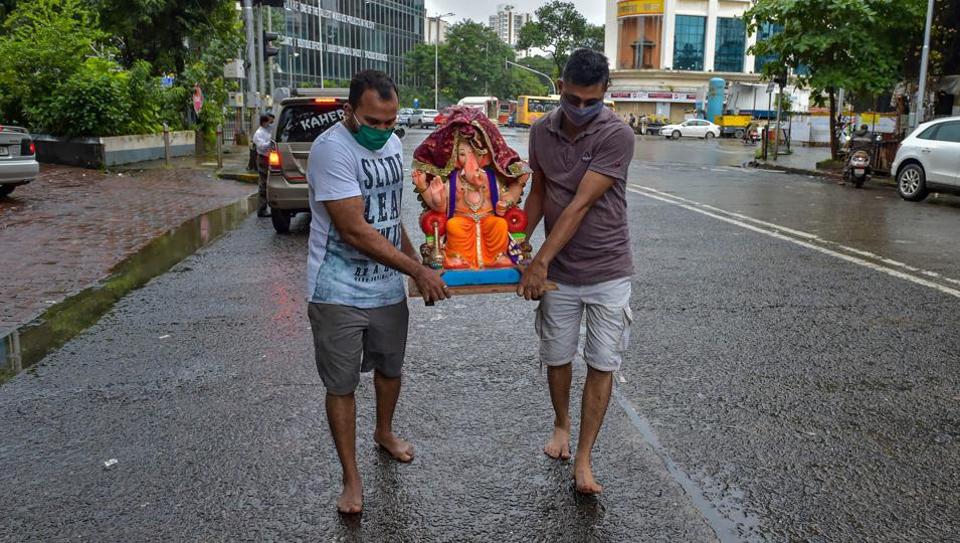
[{"x1": 306, "y1": 122, "x2": 405, "y2": 309}]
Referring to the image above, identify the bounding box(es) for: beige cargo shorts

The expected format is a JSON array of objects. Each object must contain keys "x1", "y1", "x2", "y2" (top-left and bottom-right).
[{"x1": 534, "y1": 277, "x2": 633, "y2": 372}]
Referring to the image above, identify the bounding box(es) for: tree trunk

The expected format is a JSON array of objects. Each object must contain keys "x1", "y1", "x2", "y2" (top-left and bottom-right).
[{"x1": 828, "y1": 88, "x2": 839, "y2": 161}]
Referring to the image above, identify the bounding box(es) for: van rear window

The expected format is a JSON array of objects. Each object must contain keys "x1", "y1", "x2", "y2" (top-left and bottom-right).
[{"x1": 276, "y1": 104, "x2": 345, "y2": 143}]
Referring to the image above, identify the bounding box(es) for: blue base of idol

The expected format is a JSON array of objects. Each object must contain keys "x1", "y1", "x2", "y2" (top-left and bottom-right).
[{"x1": 441, "y1": 268, "x2": 521, "y2": 287}]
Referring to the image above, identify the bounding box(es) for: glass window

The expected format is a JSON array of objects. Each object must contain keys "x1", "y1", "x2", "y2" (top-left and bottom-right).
[
  {"x1": 753, "y1": 22, "x2": 783, "y2": 73},
  {"x1": 714, "y1": 17, "x2": 745, "y2": 73},
  {"x1": 917, "y1": 125, "x2": 939, "y2": 140},
  {"x1": 934, "y1": 122, "x2": 960, "y2": 143},
  {"x1": 674, "y1": 15, "x2": 706, "y2": 71},
  {"x1": 617, "y1": 16, "x2": 663, "y2": 70},
  {"x1": 276, "y1": 103, "x2": 345, "y2": 143}
]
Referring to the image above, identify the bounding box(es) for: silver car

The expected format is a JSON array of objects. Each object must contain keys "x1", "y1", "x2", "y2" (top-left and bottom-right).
[
  {"x1": 397, "y1": 108, "x2": 414, "y2": 126},
  {"x1": 420, "y1": 109, "x2": 439, "y2": 128},
  {"x1": 893, "y1": 116, "x2": 960, "y2": 202},
  {"x1": 0, "y1": 125, "x2": 39, "y2": 197}
]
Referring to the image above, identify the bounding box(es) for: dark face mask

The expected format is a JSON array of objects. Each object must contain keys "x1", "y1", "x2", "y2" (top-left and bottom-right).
[{"x1": 560, "y1": 94, "x2": 604, "y2": 127}]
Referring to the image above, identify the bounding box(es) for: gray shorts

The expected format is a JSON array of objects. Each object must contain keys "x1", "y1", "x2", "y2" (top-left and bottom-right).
[
  {"x1": 535, "y1": 277, "x2": 633, "y2": 372},
  {"x1": 308, "y1": 301, "x2": 409, "y2": 395}
]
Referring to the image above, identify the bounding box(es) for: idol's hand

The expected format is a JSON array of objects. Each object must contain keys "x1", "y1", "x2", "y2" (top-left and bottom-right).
[
  {"x1": 427, "y1": 177, "x2": 445, "y2": 199},
  {"x1": 517, "y1": 259, "x2": 547, "y2": 301}
]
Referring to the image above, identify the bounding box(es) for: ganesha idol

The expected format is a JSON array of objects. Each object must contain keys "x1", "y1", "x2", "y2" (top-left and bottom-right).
[{"x1": 411, "y1": 107, "x2": 532, "y2": 287}]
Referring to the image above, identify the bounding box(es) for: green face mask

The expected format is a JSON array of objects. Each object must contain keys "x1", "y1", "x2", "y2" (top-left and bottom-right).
[{"x1": 351, "y1": 114, "x2": 393, "y2": 151}]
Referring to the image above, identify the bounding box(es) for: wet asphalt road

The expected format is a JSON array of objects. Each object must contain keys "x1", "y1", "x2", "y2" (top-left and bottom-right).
[{"x1": 1, "y1": 129, "x2": 959, "y2": 541}]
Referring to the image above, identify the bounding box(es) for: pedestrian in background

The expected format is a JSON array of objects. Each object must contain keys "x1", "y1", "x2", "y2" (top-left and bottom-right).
[
  {"x1": 305, "y1": 70, "x2": 448, "y2": 514},
  {"x1": 519, "y1": 48, "x2": 636, "y2": 495},
  {"x1": 253, "y1": 113, "x2": 275, "y2": 217}
]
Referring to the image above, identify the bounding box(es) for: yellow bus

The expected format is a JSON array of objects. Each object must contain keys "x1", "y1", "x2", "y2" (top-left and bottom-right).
[
  {"x1": 515, "y1": 95, "x2": 559, "y2": 126},
  {"x1": 515, "y1": 95, "x2": 617, "y2": 126}
]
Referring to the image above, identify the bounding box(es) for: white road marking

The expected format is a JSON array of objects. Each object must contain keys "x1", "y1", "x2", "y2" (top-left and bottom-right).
[{"x1": 627, "y1": 185, "x2": 960, "y2": 300}]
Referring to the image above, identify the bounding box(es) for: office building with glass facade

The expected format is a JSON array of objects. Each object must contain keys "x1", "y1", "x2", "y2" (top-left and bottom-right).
[
  {"x1": 604, "y1": 0, "x2": 806, "y2": 121},
  {"x1": 272, "y1": 0, "x2": 425, "y2": 90}
]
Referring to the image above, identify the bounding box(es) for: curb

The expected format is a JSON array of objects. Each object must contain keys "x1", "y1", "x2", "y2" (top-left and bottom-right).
[
  {"x1": 0, "y1": 193, "x2": 256, "y2": 383},
  {"x1": 217, "y1": 170, "x2": 259, "y2": 184},
  {"x1": 751, "y1": 162, "x2": 897, "y2": 188}
]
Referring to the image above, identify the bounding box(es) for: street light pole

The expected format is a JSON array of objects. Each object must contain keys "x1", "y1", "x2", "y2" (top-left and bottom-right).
[
  {"x1": 242, "y1": 0, "x2": 260, "y2": 134},
  {"x1": 505, "y1": 59, "x2": 557, "y2": 94},
  {"x1": 915, "y1": 0, "x2": 935, "y2": 127},
  {"x1": 432, "y1": 13, "x2": 454, "y2": 109}
]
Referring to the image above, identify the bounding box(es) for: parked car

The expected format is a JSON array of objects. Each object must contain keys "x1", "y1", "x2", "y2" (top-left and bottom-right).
[
  {"x1": 267, "y1": 89, "x2": 348, "y2": 233},
  {"x1": 0, "y1": 125, "x2": 39, "y2": 198},
  {"x1": 892, "y1": 116, "x2": 960, "y2": 202},
  {"x1": 407, "y1": 108, "x2": 424, "y2": 127},
  {"x1": 659, "y1": 119, "x2": 722, "y2": 140},
  {"x1": 420, "y1": 109, "x2": 439, "y2": 128},
  {"x1": 397, "y1": 108, "x2": 414, "y2": 126}
]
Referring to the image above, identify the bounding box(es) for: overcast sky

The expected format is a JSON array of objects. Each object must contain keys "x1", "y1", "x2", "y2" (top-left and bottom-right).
[{"x1": 424, "y1": 0, "x2": 605, "y2": 25}]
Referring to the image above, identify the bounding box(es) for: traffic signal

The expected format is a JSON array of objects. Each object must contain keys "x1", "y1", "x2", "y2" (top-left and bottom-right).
[
  {"x1": 263, "y1": 31, "x2": 280, "y2": 60},
  {"x1": 253, "y1": 0, "x2": 285, "y2": 6}
]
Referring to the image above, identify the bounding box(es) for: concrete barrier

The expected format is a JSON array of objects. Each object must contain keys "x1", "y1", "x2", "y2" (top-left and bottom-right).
[{"x1": 34, "y1": 131, "x2": 196, "y2": 168}]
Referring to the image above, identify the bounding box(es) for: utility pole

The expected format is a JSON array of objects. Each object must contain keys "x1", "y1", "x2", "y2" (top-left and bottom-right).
[
  {"x1": 914, "y1": 0, "x2": 935, "y2": 128},
  {"x1": 256, "y1": 5, "x2": 267, "y2": 109},
  {"x1": 267, "y1": 8, "x2": 275, "y2": 100},
  {"x1": 242, "y1": 0, "x2": 260, "y2": 134}
]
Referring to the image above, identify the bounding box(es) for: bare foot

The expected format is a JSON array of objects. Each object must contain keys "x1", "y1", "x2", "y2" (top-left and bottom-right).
[
  {"x1": 543, "y1": 426, "x2": 571, "y2": 460},
  {"x1": 374, "y1": 431, "x2": 415, "y2": 463},
  {"x1": 573, "y1": 462, "x2": 603, "y2": 495},
  {"x1": 337, "y1": 477, "x2": 363, "y2": 514}
]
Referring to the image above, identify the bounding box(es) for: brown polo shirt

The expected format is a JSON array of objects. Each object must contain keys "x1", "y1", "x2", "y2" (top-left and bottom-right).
[{"x1": 529, "y1": 107, "x2": 635, "y2": 285}]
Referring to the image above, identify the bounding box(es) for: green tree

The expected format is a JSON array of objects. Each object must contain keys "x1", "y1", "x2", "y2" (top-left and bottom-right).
[
  {"x1": 742, "y1": 0, "x2": 926, "y2": 158},
  {"x1": 90, "y1": 0, "x2": 242, "y2": 74},
  {"x1": 516, "y1": 1, "x2": 598, "y2": 77},
  {"x1": 406, "y1": 21, "x2": 533, "y2": 105},
  {"x1": 0, "y1": 0, "x2": 108, "y2": 126}
]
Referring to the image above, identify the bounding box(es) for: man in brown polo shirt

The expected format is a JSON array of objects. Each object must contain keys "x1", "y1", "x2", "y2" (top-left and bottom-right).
[{"x1": 518, "y1": 48, "x2": 635, "y2": 495}]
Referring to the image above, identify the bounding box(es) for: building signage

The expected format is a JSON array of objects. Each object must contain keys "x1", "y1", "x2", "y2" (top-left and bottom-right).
[
  {"x1": 617, "y1": 0, "x2": 665, "y2": 17},
  {"x1": 286, "y1": 36, "x2": 388, "y2": 63},
  {"x1": 607, "y1": 90, "x2": 699, "y2": 103},
  {"x1": 286, "y1": 0, "x2": 376, "y2": 29}
]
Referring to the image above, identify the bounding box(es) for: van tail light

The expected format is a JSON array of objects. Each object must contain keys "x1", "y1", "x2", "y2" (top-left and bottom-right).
[
  {"x1": 268, "y1": 150, "x2": 281, "y2": 168},
  {"x1": 313, "y1": 98, "x2": 337, "y2": 104},
  {"x1": 21, "y1": 139, "x2": 35, "y2": 156}
]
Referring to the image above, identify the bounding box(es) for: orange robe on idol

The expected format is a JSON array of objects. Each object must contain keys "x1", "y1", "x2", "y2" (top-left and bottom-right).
[{"x1": 443, "y1": 169, "x2": 510, "y2": 269}]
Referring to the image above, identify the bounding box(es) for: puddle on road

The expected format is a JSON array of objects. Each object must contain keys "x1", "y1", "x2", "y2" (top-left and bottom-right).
[{"x1": 0, "y1": 194, "x2": 255, "y2": 383}]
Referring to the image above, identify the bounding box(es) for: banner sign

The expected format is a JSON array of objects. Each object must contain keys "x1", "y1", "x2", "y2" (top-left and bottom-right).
[
  {"x1": 607, "y1": 90, "x2": 698, "y2": 103},
  {"x1": 617, "y1": 0, "x2": 665, "y2": 17}
]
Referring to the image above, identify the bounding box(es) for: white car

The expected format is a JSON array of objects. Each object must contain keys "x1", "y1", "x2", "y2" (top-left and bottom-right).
[
  {"x1": 892, "y1": 116, "x2": 960, "y2": 202},
  {"x1": 397, "y1": 108, "x2": 414, "y2": 126},
  {"x1": 659, "y1": 119, "x2": 722, "y2": 140},
  {"x1": 420, "y1": 109, "x2": 439, "y2": 128}
]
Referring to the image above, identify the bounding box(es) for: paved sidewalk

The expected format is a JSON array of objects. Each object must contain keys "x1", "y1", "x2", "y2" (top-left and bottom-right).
[
  {"x1": 0, "y1": 165, "x2": 253, "y2": 334},
  {"x1": 758, "y1": 144, "x2": 832, "y2": 172}
]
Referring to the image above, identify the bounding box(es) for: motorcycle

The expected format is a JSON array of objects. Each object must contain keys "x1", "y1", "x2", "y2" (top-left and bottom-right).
[{"x1": 843, "y1": 132, "x2": 882, "y2": 188}]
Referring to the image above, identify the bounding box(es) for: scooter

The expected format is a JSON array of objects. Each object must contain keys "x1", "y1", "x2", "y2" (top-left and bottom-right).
[
  {"x1": 843, "y1": 132, "x2": 882, "y2": 188},
  {"x1": 846, "y1": 149, "x2": 871, "y2": 188}
]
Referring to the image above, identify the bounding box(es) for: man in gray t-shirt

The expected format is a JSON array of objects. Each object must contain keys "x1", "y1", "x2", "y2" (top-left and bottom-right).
[
  {"x1": 306, "y1": 70, "x2": 448, "y2": 514},
  {"x1": 519, "y1": 49, "x2": 635, "y2": 496}
]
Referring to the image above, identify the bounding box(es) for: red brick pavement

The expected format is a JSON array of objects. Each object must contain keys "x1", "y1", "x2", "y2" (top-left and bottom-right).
[{"x1": 0, "y1": 165, "x2": 253, "y2": 332}]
